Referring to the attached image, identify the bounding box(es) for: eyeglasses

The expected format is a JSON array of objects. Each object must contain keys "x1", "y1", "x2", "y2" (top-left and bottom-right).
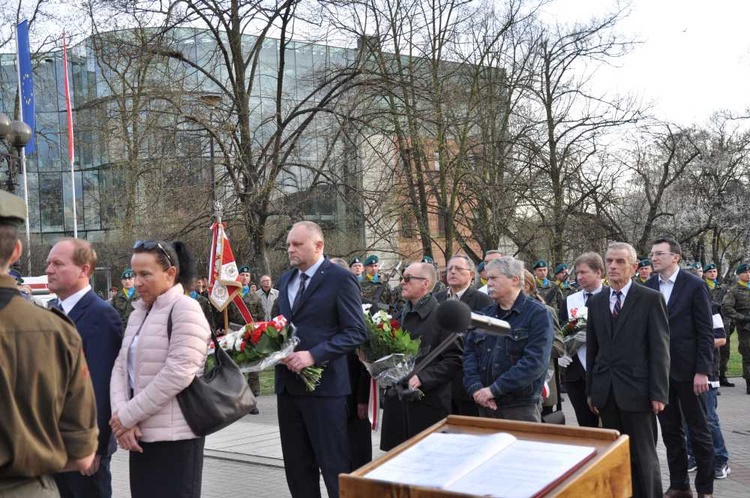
[
  {"x1": 401, "y1": 275, "x2": 428, "y2": 283},
  {"x1": 648, "y1": 251, "x2": 675, "y2": 259},
  {"x1": 447, "y1": 266, "x2": 471, "y2": 273},
  {"x1": 133, "y1": 240, "x2": 174, "y2": 267}
]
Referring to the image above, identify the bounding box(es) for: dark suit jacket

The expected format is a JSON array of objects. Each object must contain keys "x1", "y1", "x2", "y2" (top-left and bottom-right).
[
  {"x1": 645, "y1": 270, "x2": 715, "y2": 381},
  {"x1": 274, "y1": 257, "x2": 368, "y2": 396},
  {"x1": 67, "y1": 290, "x2": 123, "y2": 456},
  {"x1": 586, "y1": 284, "x2": 670, "y2": 412},
  {"x1": 434, "y1": 286, "x2": 494, "y2": 311}
]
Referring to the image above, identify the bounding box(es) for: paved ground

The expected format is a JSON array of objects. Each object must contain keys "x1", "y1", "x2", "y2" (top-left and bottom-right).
[{"x1": 111, "y1": 378, "x2": 750, "y2": 497}]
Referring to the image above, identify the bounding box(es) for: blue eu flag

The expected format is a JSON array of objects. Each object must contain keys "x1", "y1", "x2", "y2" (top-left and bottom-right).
[{"x1": 17, "y1": 20, "x2": 36, "y2": 154}]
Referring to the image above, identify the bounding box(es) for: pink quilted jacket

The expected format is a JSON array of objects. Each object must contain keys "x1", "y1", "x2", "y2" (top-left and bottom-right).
[{"x1": 110, "y1": 284, "x2": 210, "y2": 442}]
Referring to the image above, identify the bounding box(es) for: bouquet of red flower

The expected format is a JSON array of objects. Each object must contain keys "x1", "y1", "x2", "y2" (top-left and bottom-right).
[
  {"x1": 561, "y1": 307, "x2": 587, "y2": 357},
  {"x1": 358, "y1": 306, "x2": 423, "y2": 388},
  {"x1": 208, "y1": 315, "x2": 324, "y2": 392}
]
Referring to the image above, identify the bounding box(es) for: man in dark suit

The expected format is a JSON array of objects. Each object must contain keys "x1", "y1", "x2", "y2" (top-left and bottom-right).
[
  {"x1": 435, "y1": 255, "x2": 492, "y2": 416},
  {"x1": 587, "y1": 242, "x2": 670, "y2": 498},
  {"x1": 46, "y1": 238, "x2": 123, "y2": 498},
  {"x1": 646, "y1": 236, "x2": 715, "y2": 498},
  {"x1": 276, "y1": 221, "x2": 367, "y2": 498}
]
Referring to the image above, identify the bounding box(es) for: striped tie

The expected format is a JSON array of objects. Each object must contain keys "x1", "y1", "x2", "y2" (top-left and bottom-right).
[{"x1": 612, "y1": 291, "x2": 622, "y2": 318}]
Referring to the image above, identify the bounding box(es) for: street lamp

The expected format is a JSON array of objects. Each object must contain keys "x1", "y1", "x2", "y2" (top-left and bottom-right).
[{"x1": 0, "y1": 112, "x2": 32, "y2": 194}]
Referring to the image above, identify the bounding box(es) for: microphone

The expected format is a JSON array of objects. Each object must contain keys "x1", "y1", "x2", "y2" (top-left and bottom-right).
[{"x1": 436, "y1": 300, "x2": 510, "y2": 337}]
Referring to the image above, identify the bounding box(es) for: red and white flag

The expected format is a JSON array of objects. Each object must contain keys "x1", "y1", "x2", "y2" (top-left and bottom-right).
[
  {"x1": 62, "y1": 33, "x2": 74, "y2": 164},
  {"x1": 208, "y1": 222, "x2": 254, "y2": 323}
]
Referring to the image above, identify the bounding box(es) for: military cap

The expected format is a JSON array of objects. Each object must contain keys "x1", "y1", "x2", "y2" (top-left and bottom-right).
[
  {"x1": 238, "y1": 265, "x2": 251, "y2": 274},
  {"x1": 532, "y1": 259, "x2": 547, "y2": 270},
  {"x1": 9, "y1": 268, "x2": 23, "y2": 284},
  {"x1": 0, "y1": 190, "x2": 26, "y2": 227},
  {"x1": 363, "y1": 255, "x2": 379, "y2": 266},
  {"x1": 477, "y1": 261, "x2": 485, "y2": 273},
  {"x1": 421, "y1": 255, "x2": 434, "y2": 264},
  {"x1": 637, "y1": 259, "x2": 653, "y2": 269},
  {"x1": 736, "y1": 264, "x2": 750, "y2": 275},
  {"x1": 553, "y1": 263, "x2": 568, "y2": 275},
  {"x1": 689, "y1": 262, "x2": 702, "y2": 270},
  {"x1": 121, "y1": 268, "x2": 135, "y2": 279},
  {"x1": 703, "y1": 263, "x2": 717, "y2": 272},
  {"x1": 349, "y1": 257, "x2": 361, "y2": 267}
]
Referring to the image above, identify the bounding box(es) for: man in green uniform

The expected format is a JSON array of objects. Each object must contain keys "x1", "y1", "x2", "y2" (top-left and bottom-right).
[
  {"x1": 533, "y1": 259, "x2": 563, "y2": 314},
  {"x1": 703, "y1": 263, "x2": 733, "y2": 387},
  {"x1": 349, "y1": 257, "x2": 364, "y2": 281},
  {"x1": 633, "y1": 259, "x2": 653, "y2": 285},
  {"x1": 359, "y1": 254, "x2": 392, "y2": 311},
  {"x1": 721, "y1": 264, "x2": 750, "y2": 394},
  {"x1": 110, "y1": 268, "x2": 139, "y2": 327},
  {"x1": 0, "y1": 190, "x2": 98, "y2": 496},
  {"x1": 229, "y1": 265, "x2": 264, "y2": 412}
]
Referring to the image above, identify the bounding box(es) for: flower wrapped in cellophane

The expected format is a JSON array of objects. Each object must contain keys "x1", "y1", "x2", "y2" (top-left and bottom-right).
[
  {"x1": 561, "y1": 306, "x2": 587, "y2": 358},
  {"x1": 358, "y1": 305, "x2": 423, "y2": 389},
  {"x1": 208, "y1": 315, "x2": 324, "y2": 391}
]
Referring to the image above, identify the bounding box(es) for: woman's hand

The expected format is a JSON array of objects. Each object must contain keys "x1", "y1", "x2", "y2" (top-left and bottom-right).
[
  {"x1": 109, "y1": 413, "x2": 128, "y2": 438},
  {"x1": 117, "y1": 426, "x2": 143, "y2": 453}
]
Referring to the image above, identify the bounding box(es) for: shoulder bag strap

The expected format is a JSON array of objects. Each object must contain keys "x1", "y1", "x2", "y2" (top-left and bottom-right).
[{"x1": 167, "y1": 300, "x2": 222, "y2": 364}]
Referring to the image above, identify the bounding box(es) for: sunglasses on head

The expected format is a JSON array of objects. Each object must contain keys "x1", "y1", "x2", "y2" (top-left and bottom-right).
[
  {"x1": 133, "y1": 240, "x2": 174, "y2": 267},
  {"x1": 401, "y1": 275, "x2": 427, "y2": 283}
]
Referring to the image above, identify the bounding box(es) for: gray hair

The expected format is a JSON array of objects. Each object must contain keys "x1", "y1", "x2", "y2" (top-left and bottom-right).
[
  {"x1": 486, "y1": 256, "x2": 525, "y2": 286},
  {"x1": 449, "y1": 255, "x2": 475, "y2": 273},
  {"x1": 329, "y1": 257, "x2": 348, "y2": 269},
  {"x1": 606, "y1": 242, "x2": 638, "y2": 265}
]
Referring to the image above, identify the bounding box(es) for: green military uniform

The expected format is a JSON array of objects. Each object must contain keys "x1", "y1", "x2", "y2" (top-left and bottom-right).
[
  {"x1": 111, "y1": 288, "x2": 139, "y2": 327},
  {"x1": 227, "y1": 289, "x2": 265, "y2": 399},
  {"x1": 721, "y1": 271, "x2": 750, "y2": 393},
  {"x1": 360, "y1": 255, "x2": 393, "y2": 312},
  {"x1": 0, "y1": 190, "x2": 98, "y2": 492}
]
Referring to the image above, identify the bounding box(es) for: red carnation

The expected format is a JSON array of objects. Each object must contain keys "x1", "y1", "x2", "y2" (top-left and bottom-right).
[
  {"x1": 240, "y1": 341, "x2": 247, "y2": 352},
  {"x1": 377, "y1": 322, "x2": 385, "y2": 329},
  {"x1": 390, "y1": 319, "x2": 400, "y2": 329}
]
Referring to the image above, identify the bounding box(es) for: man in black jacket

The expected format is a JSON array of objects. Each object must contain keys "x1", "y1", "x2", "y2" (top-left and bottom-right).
[{"x1": 435, "y1": 255, "x2": 492, "y2": 416}]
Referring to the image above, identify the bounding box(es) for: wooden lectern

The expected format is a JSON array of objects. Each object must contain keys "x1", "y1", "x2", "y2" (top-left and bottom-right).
[{"x1": 340, "y1": 415, "x2": 631, "y2": 497}]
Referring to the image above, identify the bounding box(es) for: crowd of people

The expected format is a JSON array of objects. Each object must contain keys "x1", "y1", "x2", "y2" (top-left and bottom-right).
[{"x1": 2, "y1": 185, "x2": 747, "y2": 498}]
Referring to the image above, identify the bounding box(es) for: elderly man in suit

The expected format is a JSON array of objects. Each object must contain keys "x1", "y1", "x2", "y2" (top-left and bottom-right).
[
  {"x1": 435, "y1": 255, "x2": 492, "y2": 416},
  {"x1": 46, "y1": 238, "x2": 123, "y2": 498},
  {"x1": 646, "y1": 236, "x2": 715, "y2": 498},
  {"x1": 587, "y1": 242, "x2": 670, "y2": 498},
  {"x1": 276, "y1": 221, "x2": 367, "y2": 498}
]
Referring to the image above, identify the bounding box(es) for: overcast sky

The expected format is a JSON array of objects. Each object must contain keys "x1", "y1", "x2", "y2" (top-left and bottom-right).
[{"x1": 540, "y1": 0, "x2": 750, "y2": 126}]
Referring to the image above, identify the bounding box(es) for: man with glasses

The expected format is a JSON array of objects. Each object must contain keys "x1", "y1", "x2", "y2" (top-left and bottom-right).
[
  {"x1": 646, "y1": 236, "x2": 715, "y2": 498},
  {"x1": 435, "y1": 255, "x2": 493, "y2": 416},
  {"x1": 380, "y1": 262, "x2": 461, "y2": 450},
  {"x1": 111, "y1": 268, "x2": 139, "y2": 327},
  {"x1": 464, "y1": 257, "x2": 554, "y2": 422}
]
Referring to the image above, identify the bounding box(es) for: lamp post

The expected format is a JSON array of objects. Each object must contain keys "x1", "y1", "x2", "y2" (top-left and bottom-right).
[{"x1": 0, "y1": 112, "x2": 32, "y2": 194}]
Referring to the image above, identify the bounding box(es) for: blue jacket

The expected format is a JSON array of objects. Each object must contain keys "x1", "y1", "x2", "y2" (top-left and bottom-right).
[
  {"x1": 463, "y1": 292, "x2": 554, "y2": 407},
  {"x1": 275, "y1": 257, "x2": 368, "y2": 396}
]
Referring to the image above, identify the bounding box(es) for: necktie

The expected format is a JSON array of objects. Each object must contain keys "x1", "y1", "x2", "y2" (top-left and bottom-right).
[
  {"x1": 293, "y1": 273, "x2": 309, "y2": 310},
  {"x1": 612, "y1": 291, "x2": 622, "y2": 318},
  {"x1": 584, "y1": 292, "x2": 593, "y2": 304},
  {"x1": 50, "y1": 299, "x2": 65, "y2": 314}
]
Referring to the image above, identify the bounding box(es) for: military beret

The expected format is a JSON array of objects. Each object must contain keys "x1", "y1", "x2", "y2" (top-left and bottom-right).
[
  {"x1": 421, "y1": 255, "x2": 434, "y2": 264},
  {"x1": 121, "y1": 268, "x2": 135, "y2": 279},
  {"x1": 689, "y1": 262, "x2": 702, "y2": 270},
  {"x1": 238, "y1": 265, "x2": 251, "y2": 274},
  {"x1": 736, "y1": 264, "x2": 750, "y2": 275},
  {"x1": 363, "y1": 255, "x2": 379, "y2": 266},
  {"x1": 0, "y1": 190, "x2": 26, "y2": 227},
  {"x1": 703, "y1": 263, "x2": 716, "y2": 272},
  {"x1": 553, "y1": 263, "x2": 568, "y2": 274},
  {"x1": 9, "y1": 268, "x2": 23, "y2": 284},
  {"x1": 349, "y1": 257, "x2": 361, "y2": 267},
  {"x1": 532, "y1": 260, "x2": 547, "y2": 270},
  {"x1": 637, "y1": 259, "x2": 652, "y2": 269},
  {"x1": 477, "y1": 261, "x2": 485, "y2": 273}
]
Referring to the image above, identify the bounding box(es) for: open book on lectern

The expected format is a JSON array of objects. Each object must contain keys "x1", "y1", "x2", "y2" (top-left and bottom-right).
[{"x1": 364, "y1": 432, "x2": 596, "y2": 498}]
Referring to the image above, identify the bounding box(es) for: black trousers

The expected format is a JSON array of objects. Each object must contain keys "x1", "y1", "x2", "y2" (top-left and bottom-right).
[
  {"x1": 54, "y1": 455, "x2": 112, "y2": 498},
  {"x1": 564, "y1": 378, "x2": 599, "y2": 428},
  {"x1": 347, "y1": 414, "x2": 373, "y2": 471},
  {"x1": 599, "y1": 391, "x2": 662, "y2": 498},
  {"x1": 658, "y1": 379, "x2": 714, "y2": 494},
  {"x1": 278, "y1": 393, "x2": 349, "y2": 498},
  {"x1": 129, "y1": 438, "x2": 205, "y2": 498}
]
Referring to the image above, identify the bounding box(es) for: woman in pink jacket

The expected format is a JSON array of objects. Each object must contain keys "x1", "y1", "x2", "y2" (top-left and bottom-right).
[{"x1": 109, "y1": 240, "x2": 210, "y2": 498}]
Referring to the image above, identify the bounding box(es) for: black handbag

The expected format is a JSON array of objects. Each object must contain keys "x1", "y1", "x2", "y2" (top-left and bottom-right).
[{"x1": 167, "y1": 305, "x2": 257, "y2": 436}]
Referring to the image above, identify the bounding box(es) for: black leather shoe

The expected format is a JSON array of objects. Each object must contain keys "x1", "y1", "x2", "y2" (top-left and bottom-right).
[
  {"x1": 250, "y1": 407, "x2": 260, "y2": 415},
  {"x1": 664, "y1": 488, "x2": 694, "y2": 498},
  {"x1": 719, "y1": 377, "x2": 735, "y2": 387}
]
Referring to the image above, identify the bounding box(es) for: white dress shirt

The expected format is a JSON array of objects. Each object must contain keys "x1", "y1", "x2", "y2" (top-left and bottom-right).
[
  {"x1": 59, "y1": 284, "x2": 91, "y2": 315},
  {"x1": 287, "y1": 255, "x2": 325, "y2": 305},
  {"x1": 609, "y1": 279, "x2": 633, "y2": 314},
  {"x1": 658, "y1": 267, "x2": 679, "y2": 306}
]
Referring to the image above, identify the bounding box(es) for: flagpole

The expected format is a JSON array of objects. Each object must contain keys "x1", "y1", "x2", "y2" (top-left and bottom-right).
[
  {"x1": 16, "y1": 23, "x2": 32, "y2": 274},
  {"x1": 62, "y1": 33, "x2": 77, "y2": 238},
  {"x1": 213, "y1": 202, "x2": 229, "y2": 331}
]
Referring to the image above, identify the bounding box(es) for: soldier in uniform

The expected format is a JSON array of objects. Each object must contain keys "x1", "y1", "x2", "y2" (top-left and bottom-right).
[
  {"x1": 633, "y1": 259, "x2": 653, "y2": 285},
  {"x1": 721, "y1": 263, "x2": 750, "y2": 394},
  {"x1": 110, "y1": 268, "x2": 139, "y2": 327},
  {"x1": 533, "y1": 259, "x2": 563, "y2": 316},
  {"x1": 704, "y1": 263, "x2": 735, "y2": 388},
  {"x1": 360, "y1": 254, "x2": 392, "y2": 311},
  {"x1": 0, "y1": 190, "x2": 98, "y2": 496},
  {"x1": 349, "y1": 257, "x2": 364, "y2": 281}
]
